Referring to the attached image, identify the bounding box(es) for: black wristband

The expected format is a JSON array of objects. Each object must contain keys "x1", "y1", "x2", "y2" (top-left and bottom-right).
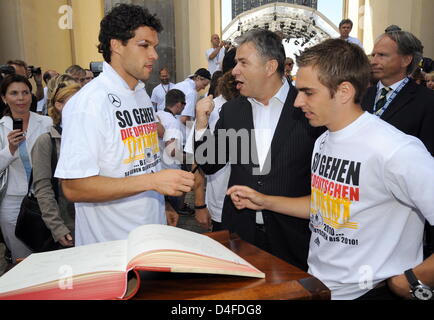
[
  {"x1": 195, "y1": 204, "x2": 207, "y2": 210},
  {"x1": 404, "y1": 269, "x2": 419, "y2": 287}
]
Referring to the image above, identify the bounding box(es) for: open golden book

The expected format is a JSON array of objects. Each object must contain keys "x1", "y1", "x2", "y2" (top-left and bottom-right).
[{"x1": 0, "y1": 225, "x2": 265, "y2": 300}]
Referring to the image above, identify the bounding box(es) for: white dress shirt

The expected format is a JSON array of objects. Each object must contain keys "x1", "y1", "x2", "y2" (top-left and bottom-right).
[
  {"x1": 376, "y1": 78, "x2": 408, "y2": 104},
  {"x1": 151, "y1": 82, "x2": 175, "y2": 112},
  {"x1": 248, "y1": 79, "x2": 289, "y2": 224}
]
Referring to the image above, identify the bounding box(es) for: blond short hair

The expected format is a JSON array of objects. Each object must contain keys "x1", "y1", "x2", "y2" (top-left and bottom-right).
[{"x1": 48, "y1": 83, "x2": 81, "y2": 125}]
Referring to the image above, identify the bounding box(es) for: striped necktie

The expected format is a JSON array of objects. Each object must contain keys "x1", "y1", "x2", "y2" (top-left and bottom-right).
[{"x1": 375, "y1": 87, "x2": 392, "y2": 112}]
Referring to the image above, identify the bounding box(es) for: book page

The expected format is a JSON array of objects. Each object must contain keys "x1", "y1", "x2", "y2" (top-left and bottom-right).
[
  {"x1": 0, "y1": 240, "x2": 128, "y2": 294},
  {"x1": 127, "y1": 225, "x2": 254, "y2": 268}
]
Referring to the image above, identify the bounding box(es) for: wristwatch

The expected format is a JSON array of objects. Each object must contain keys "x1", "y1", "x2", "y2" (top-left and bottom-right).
[{"x1": 404, "y1": 269, "x2": 433, "y2": 300}]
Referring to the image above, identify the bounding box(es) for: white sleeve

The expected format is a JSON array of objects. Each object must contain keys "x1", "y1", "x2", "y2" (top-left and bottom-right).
[
  {"x1": 0, "y1": 144, "x2": 17, "y2": 173},
  {"x1": 184, "y1": 121, "x2": 196, "y2": 154},
  {"x1": 0, "y1": 126, "x2": 18, "y2": 172},
  {"x1": 384, "y1": 140, "x2": 434, "y2": 225},
  {"x1": 151, "y1": 87, "x2": 158, "y2": 104},
  {"x1": 55, "y1": 98, "x2": 106, "y2": 179},
  {"x1": 162, "y1": 118, "x2": 181, "y2": 142},
  {"x1": 36, "y1": 97, "x2": 46, "y2": 113},
  {"x1": 205, "y1": 48, "x2": 212, "y2": 60},
  {"x1": 180, "y1": 91, "x2": 197, "y2": 118}
]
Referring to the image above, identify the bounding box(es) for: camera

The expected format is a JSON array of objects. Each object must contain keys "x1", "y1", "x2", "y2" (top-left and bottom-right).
[
  {"x1": 90, "y1": 62, "x2": 103, "y2": 77},
  {"x1": 28, "y1": 65, "x2": 42, "y2": 78},
  {"x1": 0, "y1": 65, "x2": 16, "y2": 76},
  {"x1": 13, "y1": 118, "x2": 24, "y2": 136},
  {"x1": 0, "y1": 65, "x2": 16, "y2": 82},
  {"x1": 420, "y1": 57, "x2": 434, "y2": 73}
]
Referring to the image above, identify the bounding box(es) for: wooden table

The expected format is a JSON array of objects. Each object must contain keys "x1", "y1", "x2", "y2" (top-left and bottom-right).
[{"x1": 134, "y1": 231, "x2": 330, "y2": 300}]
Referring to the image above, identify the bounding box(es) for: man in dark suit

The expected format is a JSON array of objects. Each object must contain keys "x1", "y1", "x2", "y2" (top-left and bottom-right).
[
  {"x1": 362, "y1": 30, "x2": 434, "y2": 155},
  {"x1": 362, "y1": 30, "x2": 434, "y2": 256},
  {"x1": 194, "y1": 29, "x2": 323, "y2": 271}
]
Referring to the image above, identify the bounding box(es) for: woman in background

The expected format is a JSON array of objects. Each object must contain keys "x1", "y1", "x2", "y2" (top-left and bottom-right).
[
  {"x1": 31, "y1": 83, "x2": 81, "y2": 248},
  {"x1": 0, "y1": 74, "x2": 52, "y2": 261}
]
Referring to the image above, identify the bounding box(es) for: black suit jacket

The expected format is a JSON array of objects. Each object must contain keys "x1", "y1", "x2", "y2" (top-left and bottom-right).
[
  {"x1": 362, "y1": 79, "x2": 434, "y2": 155},
  {"x1": 195, "y1": 88, "x2": 324, "y2": 271}
]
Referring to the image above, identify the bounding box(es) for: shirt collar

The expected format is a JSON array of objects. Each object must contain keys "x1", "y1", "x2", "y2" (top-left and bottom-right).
[
  {"x1": 248, "y1": 77, "x2": 289, "y2": 107},
  {"x1": 378, "y1": 77, "x2": 407, "y2": 93},
  {"x1": 101, "y1": 62, "x2": 145, "y2": 92}
]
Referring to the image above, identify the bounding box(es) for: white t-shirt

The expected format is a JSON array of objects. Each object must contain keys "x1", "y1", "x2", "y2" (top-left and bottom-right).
[
  {"x1": 55, "y1": 62, "x2": 165, "y2": 246},
  {"x1": 150, "y1": 83, "x2": 175, "y2": 112},
  {"x1": 345, "y1": 36, "x2": 363, "y2": 49},
  {"x1": 206, "y1": 47, "x2": 225, "y2": 75},
  {"x1": 156, "y1": 110, "x2": 184, "y2": 170},
  {"x1": 36, "y1": 87, "x2": 48, "y2": 114},
  {"x1": 173, "y1": 78, "x2": 198, "y2": 119},
  {"x1": 307, "y1": 112, "x2": 434, "y2": 300},
  {"x1": 173, "y1": 78, "x2": 199, "y2": 145}
]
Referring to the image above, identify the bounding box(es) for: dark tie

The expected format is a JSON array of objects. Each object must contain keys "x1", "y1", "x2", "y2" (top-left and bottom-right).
[{"x1": 375, "y1": 87, "x2": 392, "y2": 112}]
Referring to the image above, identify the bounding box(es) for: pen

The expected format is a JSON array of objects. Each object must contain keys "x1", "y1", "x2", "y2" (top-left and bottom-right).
[{"x1": 191, "y1": 166, "x2": 199, "y2": 174}]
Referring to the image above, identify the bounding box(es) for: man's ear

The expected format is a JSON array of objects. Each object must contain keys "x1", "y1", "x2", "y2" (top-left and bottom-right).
[
  {"x1": 337, "y1": 81, "x2": 356, "y2": 104},
  {"x1": 401, "y1": 55, "x2": 413, "y2": 70},
  {"x1": 110, "y1": 39, "x2": 124, "y2": 57},
  {"x1": 265, "y1": 59, "x2": 279, "y2": 77}
]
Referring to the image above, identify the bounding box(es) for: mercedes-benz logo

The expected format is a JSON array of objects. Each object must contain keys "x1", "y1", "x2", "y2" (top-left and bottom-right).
[{"x1": 108, "y1": 94, "x2": 121, "y2": 107}]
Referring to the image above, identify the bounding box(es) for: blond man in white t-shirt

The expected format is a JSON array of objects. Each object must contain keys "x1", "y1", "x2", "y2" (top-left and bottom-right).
[{"x1": 227, "y1": 39, "x2": 434, "y2": 300}]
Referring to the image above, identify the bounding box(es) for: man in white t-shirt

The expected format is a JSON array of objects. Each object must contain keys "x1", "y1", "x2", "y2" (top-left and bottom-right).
[
  {"x1": 338, "y1": 19, "x2": 363, "y2": 49},
  {"x1": 156, "y1": 89, "x2": 191, "y2": 215},
  {"x1": 156, "y1": 89, "x2": 185, "y2": 171},
  {"x1": 173, "y1": 68, "x2": 211, "y2": 128},
  {"x1": 227, "y1": 39, "x2": 434, "y2": 300},
  {"x1": 55, "y1": 4, "x2": 194, "y2": 246},
  {"x1": 151, "y1": 67, "x2": 175, "y2": 112},
  {"x1": 206, "y1": 34, "x2": 226, "y2": 76}
]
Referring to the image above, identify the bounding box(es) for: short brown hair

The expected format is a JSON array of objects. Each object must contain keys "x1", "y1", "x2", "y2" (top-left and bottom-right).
[
  {"x1": 296, "y1": 39, "x2": 371, "y2": 104},
  {"x1": 217, "y1": 71, "x2": 240, "y2": 101},
  {"x1": 7, "y1": 59, "x2": 27, "y2": 68}
]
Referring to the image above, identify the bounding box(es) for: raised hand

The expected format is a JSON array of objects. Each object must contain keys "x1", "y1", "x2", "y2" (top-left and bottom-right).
[
  {"x1": 195, "y1": 95, "x2": 214, "y2": 130},
  {"x1": 7, "y1": 129, "x2": 26, "y2": 155}
]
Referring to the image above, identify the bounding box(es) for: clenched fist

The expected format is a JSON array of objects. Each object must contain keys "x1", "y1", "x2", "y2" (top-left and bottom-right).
[{"x1": 195, "y1": 95, "x2": 215, "y2": 131}]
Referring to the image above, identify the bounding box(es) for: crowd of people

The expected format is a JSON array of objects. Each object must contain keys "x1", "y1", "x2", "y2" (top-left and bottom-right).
[{"x1": 0, "y1": 4, "x2": 433, "y2": 300}]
